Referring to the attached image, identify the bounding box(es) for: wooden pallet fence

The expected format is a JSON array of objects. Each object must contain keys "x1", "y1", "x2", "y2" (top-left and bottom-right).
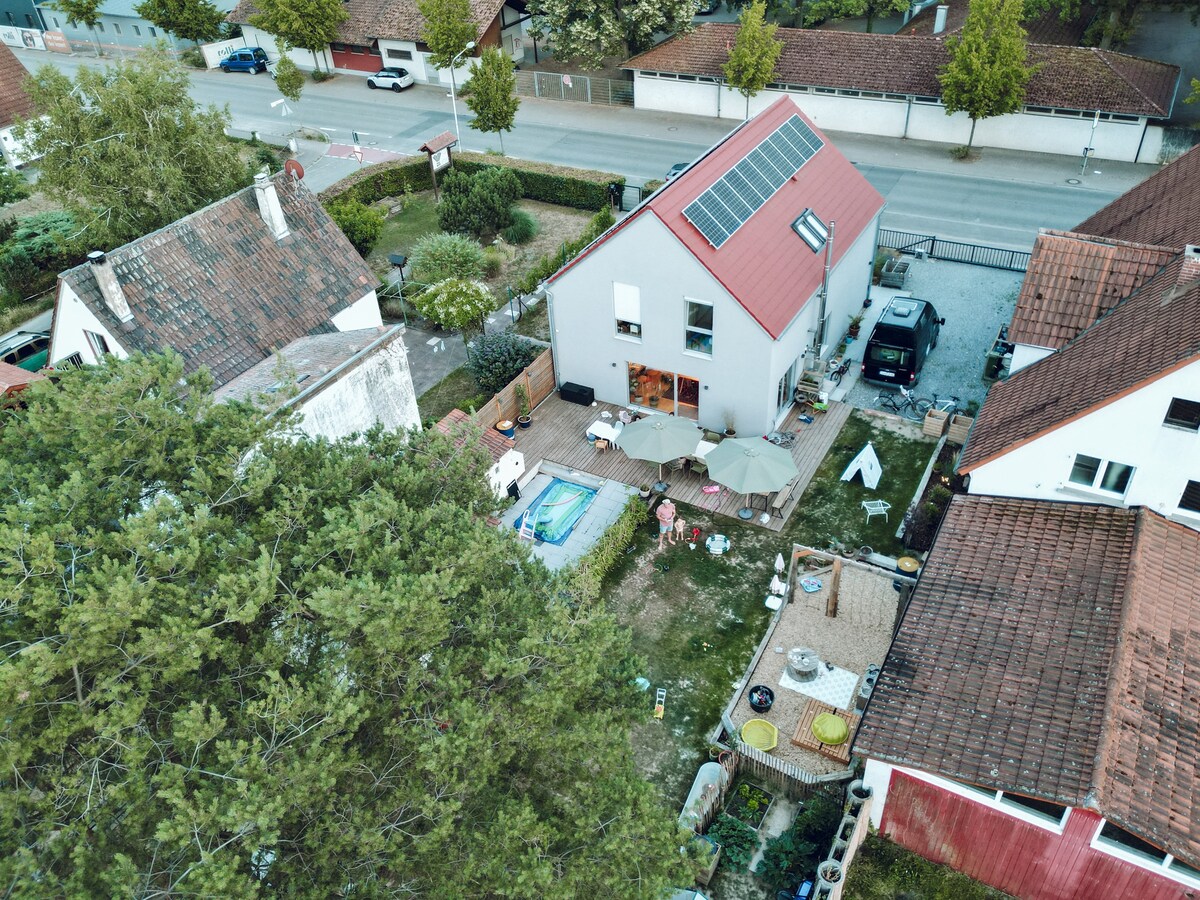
[
  {"x1": 946, "y1": 414, "x2": 974, "y2": 445},
  {"x1": 922, "y1": 409, "x2": 949, "y2": 437},
  {"x1": 469, "y1": 348, "x2": 555, "y2": 430},
  {"x1": 735, "y1": 742, "x2": 851, "y2": 804}
]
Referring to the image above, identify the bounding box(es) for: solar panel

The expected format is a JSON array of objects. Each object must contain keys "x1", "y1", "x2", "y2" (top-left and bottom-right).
[{"x1": 683, "y1": 114, "x2": 825, "y2": 249}]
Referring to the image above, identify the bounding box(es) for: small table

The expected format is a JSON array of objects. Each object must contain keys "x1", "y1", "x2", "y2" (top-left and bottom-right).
[
  {"x1": 791, "y1": 699, "x2": 860, "y2": 764},
  {"x1": 587, "y1": 420, "x2": 622, "y2": 447}
]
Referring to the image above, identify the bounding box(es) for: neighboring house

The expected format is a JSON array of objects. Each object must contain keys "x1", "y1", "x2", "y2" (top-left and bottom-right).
[
  {"x1": 48, "y1": 172, "x2": 419, "y2": 438},
  {"x1": 0, "y1": 41, "x2": 36, "y2": 166},
  {"x1": 855, "y1": 494, "x2": 1200, "y2": 900},
  {"x1": 545, "y1": 96, "x2": 885, "y2": 437},
  {"x1": 623, "y1": 24, "x2": 1180, "y2": 163},
  {"x1": 229, "y1": 0, "x2": 528, "y2": 83},
  {"x1": 214, "y1": 327, "x2": 420, "y2": 441},
  {"x1": 36, "y1": 0, "x2": 239, "y2": 50},
  {"x1": 0, "y1": 359, "x2": 45, "y2": 402},
  {"x1": 435, "y1": 408, "x2": 524, "y2": 497},
  {"x1": 903, "y1": 0, "x2": 1097, "y2": 45}
]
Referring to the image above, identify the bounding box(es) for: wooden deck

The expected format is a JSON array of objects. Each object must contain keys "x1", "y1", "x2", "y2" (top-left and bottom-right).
[{"x1": 512, "y1": 394, "x2": 852, "y2": 531}]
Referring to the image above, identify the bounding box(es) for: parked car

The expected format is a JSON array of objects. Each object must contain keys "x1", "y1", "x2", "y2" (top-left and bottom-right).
[
  {"x1": 220, "y1": 47, "x2": 270, "y2": 74},
  {"x1": 665, "y1": 163, "x2": 688, "y2": 181},
  {"x1": 860, "y1": 297, "x2": 944, "y2": 386},
  {"x1": 0, "y1": 330, "x2": 50, "y2": 372},
  {"x1": 366, "y1": 68, "x2": 415, "y2": 92}
]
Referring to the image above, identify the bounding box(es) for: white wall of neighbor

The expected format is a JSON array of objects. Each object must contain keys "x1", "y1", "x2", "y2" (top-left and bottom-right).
[
  {"x1": 488, "y1": 448, "x2": 526, "y2": 496},
  {"x1": 966, "y1": 360, "x2": 1200, "y2": 529},
  {"x1": 331, "y1": 290, "x2": 383, "y2": 332},
  {"x1": 1010, "y1": 343, "x2": 1054, "y2": 374},
  {"x1": 49, "y1": 284, "x2": 128, "y2": 366},
  {"x1": 236, "y1": 25, "x2": 333, "y2": 72}
]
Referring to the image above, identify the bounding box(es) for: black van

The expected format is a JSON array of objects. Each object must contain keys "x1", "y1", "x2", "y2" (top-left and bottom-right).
[{"x1": 860, "y1": 297, "x2": 944, "y2": 386}]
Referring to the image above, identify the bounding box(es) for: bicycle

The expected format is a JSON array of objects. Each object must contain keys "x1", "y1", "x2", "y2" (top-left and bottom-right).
[
  {"x1": 828, "y1": 357, "x2": 852, "y2": 385},
  {"x1": 875, "y1": 386, "x2": 932, "y2": 421},
  {"x1": 924, "y1": 392, "x2": 962, "y2": 415}
]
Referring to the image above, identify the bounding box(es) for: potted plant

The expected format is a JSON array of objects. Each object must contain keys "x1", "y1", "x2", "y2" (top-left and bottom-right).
[
  {"x1": 847, "y1": 312, "x2": 865, "y2": 339},
  {"x1": 639, "y1": 484, "x2": 651, "y2": 499},
  {"x1": 723, "y1": 411, "x2": 737, "y2": 438},
  {"x1": 515, "y1": 384, "x2": 532, "y2": 429}
]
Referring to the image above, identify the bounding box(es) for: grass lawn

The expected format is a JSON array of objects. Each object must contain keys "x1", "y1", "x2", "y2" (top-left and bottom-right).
[
  {"x1": 367, "y1": 194, "x2": 440, "y2": 273},
  {"x1": 416, "y1": 366, "x2": 486, "y2": 424},
  {"x1": 845, "y1": 833, "x2": 1015, "y2": 899}
]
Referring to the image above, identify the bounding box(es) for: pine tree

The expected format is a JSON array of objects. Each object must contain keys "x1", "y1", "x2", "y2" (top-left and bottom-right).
[
  {"x1": 723, "y1": 0, "x2": 784, "y2": 118},
  {"x1": 939, "y1": 0, "x2": 1034, "y2": 151},
  {"x1": 462, "y1": 48, "x2": 520, "y2": 154}
]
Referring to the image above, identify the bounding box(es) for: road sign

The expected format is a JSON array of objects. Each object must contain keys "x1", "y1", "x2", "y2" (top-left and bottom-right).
[{"x1": 352, "y1": 146, "x2": 364, "y2": 164}]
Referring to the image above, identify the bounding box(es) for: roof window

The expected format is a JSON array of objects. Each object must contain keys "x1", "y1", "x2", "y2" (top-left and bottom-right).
[{"x1": 792, "y1": 208, "x2": 828, "y2": 252}]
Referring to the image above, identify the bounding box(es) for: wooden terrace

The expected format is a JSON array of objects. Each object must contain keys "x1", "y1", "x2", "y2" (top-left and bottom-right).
[{"x1": 513, "y1": 393, "x2": 851, "y2": 531}]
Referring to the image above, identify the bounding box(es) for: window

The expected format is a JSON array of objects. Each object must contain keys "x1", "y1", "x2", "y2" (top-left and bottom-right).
[
  {"x1": 4, "y1": 13, "x2": 13, "y2": 25},
  {"x1": 95, "y1": 21, "x2": 103, "y2": 31},
  {"x1": 1068, "y1": 454, "x2": 1134, "y2": 494},
  {"x1": 999, "y1": 793, "x2": 1068, "y2": 825},
  {"x1": 132, "y1": 24, "x2": 140, "y2": 34},
  {"x1": 1170, "y1": 859, "x2": 1200, "y2": 879},
  {"x1": 113, "y1": 22, "x2": 120, "y2": 33},
  {"x1": 792, "y1": 208, "x2": 828, "y2": 252},
  {"x1": 56, "y1": 352, "x2": 84, "y2": 368},
  {"x1": 1098, "y1": 822, "x2": 1167, "y2": 864},
  {"x1": 614, "y1": 282, "x2": 641, "y2": 338},
  {"x1": 148, "y1": 26, "x2": 156, "y2": 36},
  {"x1": 1164, "y1": 397, "x2": 1200, "y2": 430},
  {"x1": 85, "y1": 331, "x2": 110, "y2": 358},
  {"x1": 53, "y1": 17, "x2": 60, "y2": 26},
  {"x1": 25, "y1": 13, "x2": 34, "y2": 26},
  {"x1": 386, "y1": 48, "x2": 413, "y2": 60},
  {"x1": 1179, "y1": 480, "x2": 1200, "y2": 514},
  {"x1": 684, "y1": 300, "x2": 713, "y2": 355}
]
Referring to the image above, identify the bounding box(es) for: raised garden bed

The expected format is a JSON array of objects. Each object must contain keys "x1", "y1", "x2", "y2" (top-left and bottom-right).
[{"x1": 725, "y1": 781, "x2": 775, "y2": 830}]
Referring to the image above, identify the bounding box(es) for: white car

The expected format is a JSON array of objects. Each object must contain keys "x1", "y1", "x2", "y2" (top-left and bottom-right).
[{"x1": 366, "y1": 68, "x2": 415, "y2": 92}]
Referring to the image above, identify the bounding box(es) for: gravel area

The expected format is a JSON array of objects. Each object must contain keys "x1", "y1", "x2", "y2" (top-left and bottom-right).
[{"x1": 840, "y1": 258, "x2": 1024, "y2": 415}]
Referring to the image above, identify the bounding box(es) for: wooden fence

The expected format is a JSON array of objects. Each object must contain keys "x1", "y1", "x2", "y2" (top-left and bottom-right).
[
  {"x1": 468, "y1": 348, "x2": 556, "y2": 431},
  {"x1": 735, "y1": 743, "x2": 853, "y2": 805},
  {"x1": 685, "y1": 753, "x2": 738, "y2": 835}
]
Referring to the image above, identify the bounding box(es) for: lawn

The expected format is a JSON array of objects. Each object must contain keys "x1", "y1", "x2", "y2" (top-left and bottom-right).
[
  {"x1": 367, "y1": 193, "x2": 441, "y2": 273},
  {"x1": 845, "y1": 833, "x2": 1015, "y2": 899},
  {"x1": 416, "y1": 366, "x2": 486, "y2": 424}
]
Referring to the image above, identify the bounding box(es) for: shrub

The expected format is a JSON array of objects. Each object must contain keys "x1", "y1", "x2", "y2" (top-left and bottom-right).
[
  {"x1": 756, "y1": 793, "x2": 841, "y2": 888},
  {"x1": 0, "y1": 212, "x2": 85, "y2": 303},
  {"x1": 326, "y1": 198, "x2": 385, "y2": 256},
  {"x1": 414, "y1": 278, "x2": 494, "y2": 332},
  {"x1": 927, "y1": 484, "x2": 953, "y2": 508},
  {"x1": 502, "y1": 208, "x2": 537, "y2": 244},
  {"x1": 465, "y1": 331, "x2": 540, "y2": 395},
  {"x1": 641, "y1": 178, "x2": 664, "y2": 194},
  {"x1": 179, "y1": 47, "x2": 205, "y2": 68},
  {"x1": 437, "y1": 168, "x2": 521, "y2": 238},
  {"x1": 872, "y1": 250, "x2": 894, "y2": 283},
  {"x1": 410, "y1": 233, "x2": 485, "y2": 285},
  {"x1": 706, "y1": 814, "x2": 758, "y2": 874},
  {"x1": 565, "y1": 496, "x2": 649, "y2": 603},
  {"x1": 0, "y1": 168, "x2": 28, "y2": 207},
  {"x1": 481, "y1": 246, "x2": 504, "y2": 278},
  {"x1": 949, "y1": 144, "x2": 972, "y2": 160},
  {"x1": 311, "y1": 69, "x2": 334, "y2": 82}
]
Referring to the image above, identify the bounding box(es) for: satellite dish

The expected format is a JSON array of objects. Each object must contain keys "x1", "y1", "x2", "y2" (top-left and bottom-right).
[{"x1": 284, "y1": 159, "x2": 305, "y2": 181}]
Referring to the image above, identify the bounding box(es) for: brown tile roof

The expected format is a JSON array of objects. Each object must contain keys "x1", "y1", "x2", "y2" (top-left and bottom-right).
[
  {"x1": 960, "y1": 252, "x2": 1200, "y2": 471},
  {"x1": 854, "y1": 495, "x2": 1200, "y2": 868},
  {"x1": 56, "y1": 174, "x2": 375, "y2": 390},
  {"x1": 0, "y1": 360, "x2": 45, "y2": 396},
  {"x1": 1008, "y1": 229, "x2": 1177, "y2": 349},
  {"x1": 435, "y1": 408, "x2": 514, "y2": 463},
  {"x1": 0, "y1": 42, "x2": 36, "y2": 129},
  {"x1": 228, "y1": 0, "x2": 506, "y2": 44},
  {"x1": 623, "y1": 24, "x2": 1179, "y2": 117},
  {"x1": 1074, "y1": 144, "x2": 1200, "y2": 249},
  {"x1": 903, "y1": 0, "x2": 1097, "y2": 45}
]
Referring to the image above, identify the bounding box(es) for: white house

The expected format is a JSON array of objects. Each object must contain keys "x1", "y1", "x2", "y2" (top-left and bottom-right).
[
  {"x1": 624, "y1": 25, "x2": 1180, "y2": 164},
  {"x1": 49, "y1": 171, "x2": 420, "y2": 439},
  {"x1": 545, "y1": 96, "x2": 885, "y2": 437}
]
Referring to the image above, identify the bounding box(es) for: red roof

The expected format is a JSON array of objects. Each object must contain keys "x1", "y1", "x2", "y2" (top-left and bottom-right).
[
  {"x1": 0, "y1": 361, "x2": 44, "y2": 397},
  {"x1": 419, "y1": 132, "x2": 457, "y2": 154},
  {"x1": 555, "y1": 97, "x2": 885, "y2": 339},
  {"x1": 435, "y1": 409, "x2": 514, "y2": 464}
]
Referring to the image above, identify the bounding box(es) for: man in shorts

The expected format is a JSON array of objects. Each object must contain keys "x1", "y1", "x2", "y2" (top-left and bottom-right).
[{"x1": 656, "y1": 499, "x2": 677, "y2": 550}]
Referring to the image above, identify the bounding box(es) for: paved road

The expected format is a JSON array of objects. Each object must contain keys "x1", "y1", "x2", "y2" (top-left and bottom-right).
[{"x1": 14, "y1": 49, "x2": 1156, "y2": 250}]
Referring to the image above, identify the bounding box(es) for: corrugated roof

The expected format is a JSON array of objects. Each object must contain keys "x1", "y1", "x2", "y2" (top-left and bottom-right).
[
  {"x1": 1009, "y1": 229, "x2": 1177, "y2": 350},
  {"x1": 228, "y1": 0, "x2": 507, "y2": 44},
  {"x1": 56, "y1": 174, "x2": 375, "y2": 390},
  {"x1": 436, "y1": 408, "x2": 514, "y2": 463},
  {"x1": 1074, "y1": 144, "x2": 1200, "y2": 248},
  {"x1": 623, "y1": 24, "x2": 1179, "y2": 117},
  {"x1": 0, "y1": 42, "x2": 35, "y2": 130},
  {"x1": 552, "y1": 96, "x2": 885, "y2": 340},
  {"x1": 854, "y1": 495, "x2": 1200, "y2": 868}
]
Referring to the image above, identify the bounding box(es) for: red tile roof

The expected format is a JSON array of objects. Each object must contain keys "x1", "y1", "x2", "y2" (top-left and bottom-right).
[
  {"x1": 1008, "y1": 229, "x2": 1177, "y2": 350},
  {"x1": 854, "y1": 495, "x2": 1200, "y2": 868},
  {"x1": 0, "y1": 360, "x2": 44, "y2": 396},
  {"x1": 624, "y1": 24, "x2": 1179, "y2": 117},
  {"x1": 1074, "y1": 144, "x2": 1200, "y2": 248},
  {"x1": 229, "y1": 0, "x2": 507, "y2": 44},
  {"x1": 960, "y1": 252, "x2": 1200, "y2": 471},
  {"x1": 552, "y1": 96, "x2": 885, "y2": 340},
  {"x1": 0, "y1": 42, "x2": 36, "y2": 129},
  {"x1": 436, "y1": 408, "x2": 514, "y2": 463},
  {"x1": 903, "y1": 0, "x2": 1096, "y2": 45}
]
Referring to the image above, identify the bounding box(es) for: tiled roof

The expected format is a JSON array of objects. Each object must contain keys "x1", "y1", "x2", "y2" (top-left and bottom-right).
[
  {"x1": 435, "y1": 408, "x2": 514, "y2": 463},
  {"x1": 623, "y1": 24, "x2": 1179, "y2": 117},
  {"x1": 1074, "y1": 144, "x2": 1200, "y2": 248},
  {"x1": 903, "y1": 0, "x2": 1096, "y2": 45},
  {"x1": 1008, "y1": 229, "x2": 1177, "y2": 350},
  {"x1": 854, "y1": 495, "x2": 1200, "y2": 868},
  {"x1": 551, "y1": 97, "x2": 885, "y2": 339},
  {"x1": 960, "y1": 252, "x2": 1200, "y2": 471},
  {"x1": 0, "y1": 43, "x2": 36, "y2": 129},
  {"x1": 228, "y1": 0, "x2": 506, "y2": 44},
  {"x1": 57, "y1": 174, "x2": 375, "y2": 390},
  {"x1": 0, "y1": 360, "x2": 45, "y2": 396}
]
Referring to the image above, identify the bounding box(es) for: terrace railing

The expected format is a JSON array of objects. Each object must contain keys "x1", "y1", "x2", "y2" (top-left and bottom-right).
[{"x1": 878, "y1": 228, "x2": 1031, "y2": 272}]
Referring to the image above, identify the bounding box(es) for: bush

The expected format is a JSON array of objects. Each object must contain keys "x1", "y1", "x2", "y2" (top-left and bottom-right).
[
  {"x1": 706, "y1": 814, "x2": 758, "y2": 874},
  {"x1": 326, "y1": 198, "x2": 385, "y2": 256},
  {"x1": 0, "y1": 168, "x2": 28, "y2": 207},
  {"x1": 438, "y1": 168, "x2": 522, "y2": 238},
  {"x1": 502, "y1": 208, "x2": 537, "y2": 245},
  {"x1": 641, "y1": 178, "x2": 664, "y2": 194},
  {"x1": 0, "y1": 212, "x2": 85, "y2": 303},
  {"x1": 410, "y1": 233, "x2": 484, "y2": 285},
  {"x1": 465, "y1": 331, "x2": 540, "y2": 395},
  {"x1": 565, "y1": 496, "x2": 649, "y2": 603},
  {"x1": 414, "y1": 278, "x2": 494, "y2": 332},
  {"x1": 482, "y1": 246, "x2": 504, "y2": 278},
  {"x1": 756, "y1": 793, "x2": 841, "y2": 888},
  {"x1": 179, "y1": 47, "x2": 205, "y2": 68},
  {"x1": 949, "y1": 144, "x2": 972, "y2": 160},
  {"x1": 311, "y1": 69, "x2": 334, "y2": 82}
]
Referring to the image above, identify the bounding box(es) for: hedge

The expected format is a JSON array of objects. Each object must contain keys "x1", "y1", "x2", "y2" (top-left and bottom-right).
[
  {"x1": 319, "y1": 152, "x2": 623, "y2": 212},
  {"x1": 565, "y1": 496, "x2": 649, "y2": 604}
]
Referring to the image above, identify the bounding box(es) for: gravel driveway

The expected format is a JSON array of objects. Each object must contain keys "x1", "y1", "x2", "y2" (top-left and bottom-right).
[{"x1": 838, "y1": 257, "x2": 1023, "y2": 415}]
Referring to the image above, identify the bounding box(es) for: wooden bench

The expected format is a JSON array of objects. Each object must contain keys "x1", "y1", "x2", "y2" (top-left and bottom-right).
[{"x1": 771, "y1": 477, "x2": 799, "y2": 512}]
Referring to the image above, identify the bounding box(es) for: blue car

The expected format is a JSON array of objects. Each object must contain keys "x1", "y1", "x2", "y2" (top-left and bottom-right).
[{"x1": 220, "y1": 47, "x2": 270, "y2": 74}]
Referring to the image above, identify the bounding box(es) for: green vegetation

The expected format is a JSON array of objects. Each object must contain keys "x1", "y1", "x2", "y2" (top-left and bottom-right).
[
  {"x1": 410, "y1": 232, "x2": 485, "y2": 285},
  {"x1": 0, "y1": 168, "x2": 30, "y2": 207},
  {"x1": 723, "y1": 0, "x2": 784, "y2": 117},
  {"x1": 250, "y1": 0, "x2": 347, "y2": 72},
  {"x1": 566, "y1": 496, "x2": 650, "y2": 602},
  {"x1": 134, "y1": 0, "x2": 227, "y2": 42},
  {"x1": 502, "y1": 208, "x2": 538, "y2": 245},
  {"x1": 273, "y1": 56, "x2": 305, "y2": 103},
  {"x1": 369, "y1": 193, "x2": 441, "y2": 267},
  {"x1": 525, "y1": 0, "x2": 698, "y2": 67},
  {"x1": 462, "y1": 47, "x2": 520, "y2": 154},
  {"x1": 757, "y1": 793, "x2": 841, "y2": 890},
  {"x1": 845, "y1": 833, "x2": 1015, "y2": 899},
  {"x1": 465, "y1": 331, "x2": 541, "y2": 395},
  {"x1": 325, "y1": 197, "x2": 385, "y2": 256},
  {"x1": 438, "y1": 167, "x2": 522, "y2": 237},
  {"x1": 417, "y1": 0, "x2": 477, "y2": 69},
  {"x1": 707, "y1": 814, "x2": 760, "y2": 873},
  {"x1": 417, "y1": 365, "x2": 487, "y2": 423},
  {"x1": 413, "y1": 277, "x2": 494, "y2": 332},
  {"x1": 0, "y1": 212, "x2": 85, "y2": 305}
]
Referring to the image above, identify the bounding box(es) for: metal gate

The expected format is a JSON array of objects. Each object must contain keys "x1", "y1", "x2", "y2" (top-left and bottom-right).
[
  {"x1": 878, "y1": 228, "x2": 1031, "y2": 272},
  {"x1": 513, "y1": 71, "x2": 634, "y2": 107}
]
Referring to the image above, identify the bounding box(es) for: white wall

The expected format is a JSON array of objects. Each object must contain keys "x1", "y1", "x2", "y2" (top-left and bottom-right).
[
  {"x1": 49, "y1": 284, "x2": 127, "y2": 366},
  {"x1": 237, "y1": 25, "x2": 332, "y2": 71},
  {"x1": 488, "y1": 447, "x2": 525, "y2": 496},
  {"x1": 0, "y1": 122, "x2": 37, "y2": 168},
  {"x1": 331, "y1": 290, "x2": 383, "y2": 331},
  {"x1": 967, "y1": 360, "x2": 1200, "y2": 528},
  {"x1": 377, "y1": 40, "x2": 428, "y2": 81},
  {"x1": 1010, "y1": 342, "x2": 1053, "y2": 374}
]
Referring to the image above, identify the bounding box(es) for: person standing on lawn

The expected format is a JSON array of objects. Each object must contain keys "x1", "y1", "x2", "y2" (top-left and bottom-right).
[{"x1": 656, "y1": 500, "x2": 677, "y2": 549}]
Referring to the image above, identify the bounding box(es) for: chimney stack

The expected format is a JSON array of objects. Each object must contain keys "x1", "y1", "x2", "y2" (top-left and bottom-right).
[
  {"x1": 88, "y1": 250, "x2": 133, "y2": 322},
  {"x1": 933, "y1": 4, "x2": 949, "y2": 33},
  {"x1": 253, "y1": 173, "x2": 290, "y2": 241}
]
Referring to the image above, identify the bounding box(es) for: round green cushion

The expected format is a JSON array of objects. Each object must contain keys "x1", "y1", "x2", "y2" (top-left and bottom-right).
[{"x1": 812, "y1": 713, "x2": 849, "y2": 745}]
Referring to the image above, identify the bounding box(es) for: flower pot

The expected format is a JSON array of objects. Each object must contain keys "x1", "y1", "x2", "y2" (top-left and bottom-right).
[
  {"x1": 724, "y1": 429, "x2": 736, "y2": 438},
  {"x1": 517, "y1": 414, "x2": 532, "y2": 429},
  {"x1": 496, "y1": 419, "x2": 516, "y2": 438},
  {"x1": 747, "y1": 684, "x2": 775, "y2": 713},
  {"x1": 817, "y1": 859, "x2": 843, "y2": 886},
  {"x1": 848, "y1": 324, "x2": 861, "y2": 338}
]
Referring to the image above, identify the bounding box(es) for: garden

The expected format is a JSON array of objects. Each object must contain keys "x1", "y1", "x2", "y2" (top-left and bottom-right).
[{"x1": 844, "y1": 833, "x2": 1015, "y2": 899}]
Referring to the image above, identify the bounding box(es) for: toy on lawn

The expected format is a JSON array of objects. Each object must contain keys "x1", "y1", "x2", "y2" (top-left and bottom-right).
[{"x1": 653, "y1": 688, "x2": 667, "y2": 719}]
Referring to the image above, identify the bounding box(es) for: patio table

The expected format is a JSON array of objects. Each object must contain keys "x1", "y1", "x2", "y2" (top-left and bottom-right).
[
  {"x1": 692, "y1": 439, "x2": 718, "y2": 460},
  {"x1": 587, "y1": 420, "x2": 622, "y2": 447}
]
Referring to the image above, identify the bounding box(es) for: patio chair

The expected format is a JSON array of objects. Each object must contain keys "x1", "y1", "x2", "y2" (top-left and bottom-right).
[
  {"x1": 667, "y1": 457, "x2": 684, "y2": 472},
  {"x1": 691, "y1": 460, "x2": 708, "y2": 478},
  {"x1": 594, "y1": 438, "x2": 610, "y2": 453},
  {"x1": 861, "y1": 499, "x2": 891, "y2": 522}
]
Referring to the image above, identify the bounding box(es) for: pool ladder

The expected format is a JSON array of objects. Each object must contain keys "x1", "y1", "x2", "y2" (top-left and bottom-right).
[{"x1": 517, "y1": 509, "x2": 536, "y2": 541}]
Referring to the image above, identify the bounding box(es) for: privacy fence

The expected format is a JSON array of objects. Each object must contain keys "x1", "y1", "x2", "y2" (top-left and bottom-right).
[
  {"x1": 467, "y1": 348, "x2": 556, "y2": 431},
  {"x1": 878, "y1": 228, "x2": 1031, "y2": 272}
]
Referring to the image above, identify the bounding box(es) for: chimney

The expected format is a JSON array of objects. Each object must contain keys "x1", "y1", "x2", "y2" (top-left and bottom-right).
[
  {"x1": 87, "y1": 250, "x2": 133, "y2": 322},
  {"x1": 253, "y1": 173, "x2": 290, "y2": 241},
  {"x1": 933, "y1": 4, "x2": 949, "y2": 33}
]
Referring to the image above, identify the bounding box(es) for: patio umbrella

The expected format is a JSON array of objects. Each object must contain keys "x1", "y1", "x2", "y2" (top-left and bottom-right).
[
  {"x1": 705, "y1": 438, "x2": 799, "y2": 514},
  {"x1": 774, "y1": 552, "x2": 786, "y2": 574},
  {"x1": 617, "y1": 414, "x2": 702, "y2": 481}
]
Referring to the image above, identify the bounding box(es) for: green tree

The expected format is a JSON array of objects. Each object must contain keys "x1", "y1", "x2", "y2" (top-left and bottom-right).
[
  {"x1": 16, "y1": 54, "x2": 245, "y2": 247},
  {"x1": 0, "y1": 167, "x2": 29, "y2": 206},
  {"x1": 410, "y1": 231, "x2": 485, "y2": 285},
  {"x1": 134, "y1": 0, "x2": 226, "y2": 42},
  {"x1": 49, "y1": 0, "x2": 102, "y2": 49},
  {"x1": 416, "y1": 277, "x2": 495, "y2": 331},
  {"x1": 249, "y1": 0, "x2": 347, "y2": 72},
  {"x1": 939, "y1": 0, "x2": 1033, "y2": 151},
  {"x1": 462, "y1": 48, "x2": 519, "y2": 154},
  {"x1": 723, "y1": 0, "x2": 784, "y2": 118},
  {"x1": 0, "y1": 353, "x2": 691, "y2": 897},
  {"x1": 272, "y1": 54, "x2": 305, "y2": 102},
  {"x1": 326, "y1": 198, "x2": 384, "y2": 255},
  {"x1": 1184, "y1": 76, "x2": 1200, "y2": 106},
  {"x1": 418, "y1": 0, "x2": 478, "y2": 69},
  {"x1": 437, "y1": 167, "x2": 522, "y2": 237},
  {"x1": 527, "y1": 0, "x2": 699, "y2": 69},
  {"x1": 802, "y1": 0, "x2": 908, "y2": 32}
]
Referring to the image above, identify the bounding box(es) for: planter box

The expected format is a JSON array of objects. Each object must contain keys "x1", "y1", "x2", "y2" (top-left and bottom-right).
[
  {"x1": 726, "y1": 782, "x2": 774, "y2": 830},
  {"x1": 946, "y1": 414, "x2": 974, "y2": 445},
  {"x1": 923, "y1": 408, "x2": 949, "y2": 437}
]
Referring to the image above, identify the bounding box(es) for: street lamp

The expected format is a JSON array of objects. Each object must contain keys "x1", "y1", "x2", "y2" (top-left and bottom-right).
[{"x1": 449, "y1": 40, "x2": 476, "y2": 150}]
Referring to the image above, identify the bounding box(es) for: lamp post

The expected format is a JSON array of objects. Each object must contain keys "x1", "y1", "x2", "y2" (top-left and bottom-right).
[{"x1": 449, "y1": 40, "x2": 477, "y2": 150}]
